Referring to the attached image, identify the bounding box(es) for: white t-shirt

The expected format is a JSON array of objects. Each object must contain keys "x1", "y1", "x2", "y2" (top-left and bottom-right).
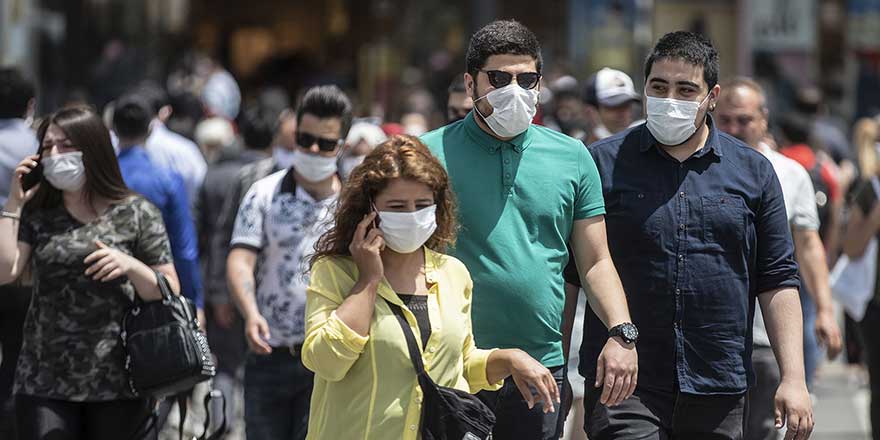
[
  {"x1": 753, "y1": 143, "x2": 820, "y2": 347},
  {"x1": 230, "y1": 169, "x2": 337, "y2": 347}
]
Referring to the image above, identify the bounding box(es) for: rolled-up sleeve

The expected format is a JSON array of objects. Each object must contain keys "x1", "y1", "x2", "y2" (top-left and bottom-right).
[
  {"x1": 460, "y1": 274, "x2": 504, "y2": 393},
  {"x1": 755, "y1": 168, "x2": 800, "y2": 294},
  {"x1": 301, "y1": 258, "x2": 369, "y2": 382}
]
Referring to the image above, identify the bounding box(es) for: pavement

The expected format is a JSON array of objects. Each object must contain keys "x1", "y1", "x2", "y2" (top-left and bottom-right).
[{"x1": 811, "y1": 360, "x2": 871, "y2": 440}]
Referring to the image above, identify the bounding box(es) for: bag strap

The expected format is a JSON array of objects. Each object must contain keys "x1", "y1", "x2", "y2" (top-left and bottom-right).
[
  {"x1": 386, "y1": 300, "x2": 426, "y2": 375},
  {"x1": 154, "y1": 270, "x2": 175, "y2": 302},
  {"x1": 177, "y1": 393, "x2": 188, "y2": 440},
  {"x1": 199, "y1": 389, "x2": 228, "y2": 440},
  {"x1": 127, "y1": 398, "x2": 159, "y2": 440}
]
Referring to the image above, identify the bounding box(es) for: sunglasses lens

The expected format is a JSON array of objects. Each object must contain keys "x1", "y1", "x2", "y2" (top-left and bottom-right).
[
  {"x1": 518, "y1": 73, "x2": 540, "y2": 89},
  {"x1": 297, "y1": 133, "x2": 315, "y2": 148},
  {"x1": 318, "y1": 140, "x2": 338, "y2": 152},
  {"x1": 487, "y1": 71, "x2": 513, "y2": 88}
]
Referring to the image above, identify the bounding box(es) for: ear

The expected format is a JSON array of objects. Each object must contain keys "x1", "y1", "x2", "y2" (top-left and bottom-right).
[
  {"x1": 464, "y1": 72, "x2": 476, "y2": 97},
  {"x1": 158, "y1": 105, "x2": 173, "y2": 122},
  {"x1": 708, "y1": 84, "x2": 722, "y2": 111}
]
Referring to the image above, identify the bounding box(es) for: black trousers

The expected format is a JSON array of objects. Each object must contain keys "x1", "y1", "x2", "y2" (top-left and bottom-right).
[
  {"x1": 15, "y1": 394, "x2": 157, "y2": 440},
  {"x1": 861, "y1": 301, "x2": 880, "y2": 440},
  {"x1": 477, "y1": 365, "x2": 567, "y2": 440},
  {"x1": 0, "y1": 284, "x2": 31, "y2": 438},
  {"x1": 584, "y1": 385, "x2": 746, "y2": 440}
]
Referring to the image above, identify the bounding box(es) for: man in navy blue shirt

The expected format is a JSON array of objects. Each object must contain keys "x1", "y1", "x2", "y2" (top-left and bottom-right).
[
  {"x1": 577, "y1": 32, "x2": 814, "y2": 440},
  {"x1": 113, "y1": 95, "x2": 205, "y2": 314}
]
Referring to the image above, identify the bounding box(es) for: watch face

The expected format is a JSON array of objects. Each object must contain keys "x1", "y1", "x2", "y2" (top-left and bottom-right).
[{"x1": 622, "y1": 325, "x2": 638, "y2": 341}]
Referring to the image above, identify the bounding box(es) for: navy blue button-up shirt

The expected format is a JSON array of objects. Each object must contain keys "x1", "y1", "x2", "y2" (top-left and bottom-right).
[{"x1": 578, "y1": 117, "x2": 799, "y2": 395}]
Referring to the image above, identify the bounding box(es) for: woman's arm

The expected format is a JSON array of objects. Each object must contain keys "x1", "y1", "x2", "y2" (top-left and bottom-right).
[
  {"x1": 0, "y1": 156, "x2": 39, "y2": 284},
  {"x1": 84, "y1": 240, "x2": 180, "y2": 301}
]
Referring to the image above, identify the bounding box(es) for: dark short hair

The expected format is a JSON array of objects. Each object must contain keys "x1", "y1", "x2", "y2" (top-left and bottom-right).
[
  {"x1": 27, "y1": 107, "x2": 130, "y2": 213},
  {"x1": 239, "y1": 88, "x2": 290, "y2": 151},
  {"x1": 644, "y1": 31, "x2": 719, "y2": 90},
  {"x1": 448, "y1": 76, "x2": 467, "y2": 95},
  {"x1": 296, "y1": 85, "x2": 353, "y2": 139},
  {"x1": 466, "y1": 20, "x2": 543, "y2": 78},
  {"x1": 133, "y1": 82, "x2": 169, "y2": 115},
  {"x1": 779, "y1": 113, "x2": 812, "y2": 145},
  {"x1": 113, "y1": 94, "x2": 153, "y2": 139},
  {"x1": 0, "y1": 68, "x2": 35, "y2": 119}
]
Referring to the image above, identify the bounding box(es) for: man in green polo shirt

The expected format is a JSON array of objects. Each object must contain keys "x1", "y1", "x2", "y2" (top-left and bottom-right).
[{"x1": 421, "y1": 20, "x2": 638, "y2": 440}]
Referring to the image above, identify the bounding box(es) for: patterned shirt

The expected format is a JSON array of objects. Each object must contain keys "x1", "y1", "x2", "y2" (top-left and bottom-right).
[
  {"x1": 16, "y1": 196, "x2": 173, "y2": 401},
  {"x1": 230, "y1": 169, "x2": 336, "y2": 347}
]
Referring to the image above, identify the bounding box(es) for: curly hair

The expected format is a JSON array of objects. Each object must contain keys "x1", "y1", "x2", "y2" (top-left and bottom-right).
[
  {"x1": 645, "y1": 31, "x2": 719, "y2": 90},
  {"x1": 310, "y1": 135, "x2": 457, "y2": 267},
  {"x1": 466, "y1": 20, "x2": 543, "y2": 78}
]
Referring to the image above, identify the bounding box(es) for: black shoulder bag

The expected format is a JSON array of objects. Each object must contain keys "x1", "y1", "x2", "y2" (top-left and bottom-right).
[
  {"x1": 387, "y1": 301, "x2": 496, "y2": 440},
  {"x1": 122, "y1": 271, "x2": 226, "y2": 440}
]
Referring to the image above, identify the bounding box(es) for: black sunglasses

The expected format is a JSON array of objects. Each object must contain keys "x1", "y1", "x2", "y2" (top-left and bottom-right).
[
  {"x1": 296, "y1": 132, "x2": 341, "y2": 152},
  {"x1": 480, "y1": 70, "x2": 541, "y2": 90}
]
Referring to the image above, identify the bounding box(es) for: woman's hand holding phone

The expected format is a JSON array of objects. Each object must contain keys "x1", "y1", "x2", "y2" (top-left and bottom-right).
[
  {"x1": 6, "y1": 155, "x2": 41, "y2": 212},
  {"x1": 350, "y1": 212, "x2": 385, "y2": 285}
]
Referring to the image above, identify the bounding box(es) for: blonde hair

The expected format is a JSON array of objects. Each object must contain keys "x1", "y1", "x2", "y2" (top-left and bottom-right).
[{"x1": 855, "y1": 117, "x2": 880, "y2": 178}]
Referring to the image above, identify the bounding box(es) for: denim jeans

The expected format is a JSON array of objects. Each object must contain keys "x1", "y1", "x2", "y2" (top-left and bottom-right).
[
  {"x1": 477, "y1": 365, "x2": 566, "y2": 440},
  {"x1": 244, "y1": 348, "x2": 313, "y2": 440}
]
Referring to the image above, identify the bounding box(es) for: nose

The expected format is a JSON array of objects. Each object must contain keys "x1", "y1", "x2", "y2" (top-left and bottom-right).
[{"x1": 308, "y1": 143, "x2": 320, "y2": 154}]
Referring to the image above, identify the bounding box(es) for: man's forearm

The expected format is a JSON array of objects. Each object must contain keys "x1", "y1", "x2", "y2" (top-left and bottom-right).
[
  {"x1": 562, "y1": 283, "x2": 579, "y2": 358},
  {"x1": 759, "y1": 287, "x2": 805, "y2": 382},
  {"x1": 583, "y1": 257, "x2": 631, "y2": 329},
  {"x1": 226, "y1": 251, "x2": 260, "y2": 319},
  {"x1": 795, "y1": 230, "x2": 833, "y2": 313}
]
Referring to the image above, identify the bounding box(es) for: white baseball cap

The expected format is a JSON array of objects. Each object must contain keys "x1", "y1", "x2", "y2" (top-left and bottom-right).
[{"x1": 586, "y1": 68, "x2": 640, "y2": 107}]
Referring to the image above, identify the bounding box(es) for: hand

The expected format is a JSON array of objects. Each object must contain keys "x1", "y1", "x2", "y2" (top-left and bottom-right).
[
  {"x1": 814, "y1": 308, "x2": 842, "y2": 360},
  {"x1": 7, "y1": 155, "x2": 41, "y2": 209},
  {"x1": 211, "y1": 302, "x2": 238, "y2": 330},
  {"x1": 83, "y1": 240, "x2": 135, "y2": 282},
  {"x1": 775, "y1": 378, "x2": 814, "y2": 439},
  {"x1": 349, "y1": 212, "x2": 384, "y2": 284},
  {"x1": 244, "y1": 313, "x2": 272, "y2": 355},
  {"x1": 594, "y1": 336, "x2": 638, "y2": 407},
  {"x1": 505, "y1": 349, "x2": 560, "y2": 414}
]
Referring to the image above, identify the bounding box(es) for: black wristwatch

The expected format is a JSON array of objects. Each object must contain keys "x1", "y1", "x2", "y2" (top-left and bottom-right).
[{"x1": 608, "y1": 322, "x2": 639, "y2": 345}]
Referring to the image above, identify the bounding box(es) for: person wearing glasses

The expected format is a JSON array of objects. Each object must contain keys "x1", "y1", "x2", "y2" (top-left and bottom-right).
[
  {"x1": 0, "y1": 107, "x2": 180, "y2": 439},
  {"x1": 226, "y1": 85, "x2": 351, "y2": 440},
  {"x1": 421, "y1": 20, "x2": 638, "y2": 440}
]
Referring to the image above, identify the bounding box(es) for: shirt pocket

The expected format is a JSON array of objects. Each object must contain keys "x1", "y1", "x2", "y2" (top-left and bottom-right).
[
  {"x1": 606, "y1": 192, "x2": 665, "y2": 255},
  {"x1": 701, "y1": 194, "x2": 746, "y2": 249}
]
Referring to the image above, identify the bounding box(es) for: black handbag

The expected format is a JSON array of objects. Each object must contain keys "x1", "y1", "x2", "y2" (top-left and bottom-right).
[
  {"x1": 121, "y1": 270, "x2": 216, "y2": 398},
  {"x1": 387, "y1": 300, "x2": 496, "y2": 440}
]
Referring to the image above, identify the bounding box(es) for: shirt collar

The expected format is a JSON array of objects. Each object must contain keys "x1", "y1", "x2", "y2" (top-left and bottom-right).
[
  {"x1": 462, "y1": 111, "x2": 533, "y2": 154},
  {"x1": 638, "y1": 113, "x2": 723, "y2": 158},
  {"x1": 117, "y1": 144, "x2": 148, "y2": 159},
  {"x1": 375, "y1": 247, "x2": 441, "y2": 305}
]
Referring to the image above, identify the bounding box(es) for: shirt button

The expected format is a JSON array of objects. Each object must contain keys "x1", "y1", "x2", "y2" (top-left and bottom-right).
[
  {"x1": 678, "y1": 254, "x2": 684, "y2": 261},
  {"x1": 675, "y1": 289, "x2": 681, "y2": 295},
  {"x1": 410, "y1": 425, "x2": 417, "y2": 431},
  {"x1": 416, "y1": 396, "x2": 422, "y2": 403},
  {"x1": 505, "y1": 173, "x2": 511, "y2": 178},
  {"x1": 504, "y1": 159, "x2": 510, "y2": 164},
  {"x1": 679, "y1": 191, "x2": 686, "y2": 198},
  {"x1": 679, "y1": 223, "x2": 686, "y2": 230},
  {"x1": 637, "y1": 193, "x2": 645, "y2": 199},
  {"x1": 429, "y1": 346, "x2": 436, "y2": 353}
]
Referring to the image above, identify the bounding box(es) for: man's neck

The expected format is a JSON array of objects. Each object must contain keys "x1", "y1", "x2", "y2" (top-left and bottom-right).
[
  {"x1": 117, "y1": 139, "x2": 146, "y2": 151},
  {"x1": 473, "y1": 111, "x2": 516, "y2": 142},
  {"x1": 659, "y1": 120, "x2": 710, "y2": 163},
  {"x1": 294, "y1": 172, "x2": 340, "y2": 201}
]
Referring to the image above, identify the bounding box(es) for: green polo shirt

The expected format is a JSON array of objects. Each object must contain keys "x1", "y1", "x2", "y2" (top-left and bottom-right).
[{"x1": 421, "y1": 112, "x2": 605, "y2": 367}]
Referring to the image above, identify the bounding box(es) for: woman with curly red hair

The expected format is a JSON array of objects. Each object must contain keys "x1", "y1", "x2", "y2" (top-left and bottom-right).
[{"x1": 302, "y1": 135, "x2": 558, "y2": 439}]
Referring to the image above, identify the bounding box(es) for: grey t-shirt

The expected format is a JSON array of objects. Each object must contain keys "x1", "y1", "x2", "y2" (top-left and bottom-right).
[{"x1": 753, "y1": 144, "x2": 820, "y2": 347}]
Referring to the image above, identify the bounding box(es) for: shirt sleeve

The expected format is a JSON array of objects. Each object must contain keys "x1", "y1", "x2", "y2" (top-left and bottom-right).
[
  {"x1": 301, "y1": 258, "x2": 369, "y2": 382},
  {"x1": 133, "y1": 197, "x2": 174, "y2": 267},
  {"x1": 755, "y1": 167, "x2": 801, "y2": 294},
  {"x1": 574, "y1": 144, "x2": 606, "y2": 220},
  {"x1": 161, "y1": 172, "x2": 205, "y2": 308},
  {"x1": 230, "y1": 181, "x2": 267, "y2": 251},
  {"x1": 789, "y1": 166, "x2": 820, "y2": 231},
  {"x1": 461, "y1": 270, "x2": 504, "y2": 393},
  {"x1": 17, "y1": 212, "x2": 35, "y2": 245}
]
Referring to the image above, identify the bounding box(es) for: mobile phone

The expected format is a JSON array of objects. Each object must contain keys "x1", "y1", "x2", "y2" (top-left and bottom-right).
[{"x1": 21, "y1": 151, "x2": 43, "y2": 191}]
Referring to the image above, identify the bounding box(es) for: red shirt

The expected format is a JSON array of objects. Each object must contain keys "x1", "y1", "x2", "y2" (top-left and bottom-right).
[{"x1": 780, "y1": 144, "x2": 840, "y2": 203}]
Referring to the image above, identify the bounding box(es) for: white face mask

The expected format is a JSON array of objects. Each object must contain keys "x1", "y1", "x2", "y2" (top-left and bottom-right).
[
  {"x1": 474, "y1": 84, "x2": 539, "y2": 138},
  {"x1": 377, "y1": 205, "x2": 438, "y2": 254},
  {"x1": 339, "y1": 155, "x2": 365, "y2": 180},
  {"x1": 273, "y1": 147, "x2": 297, "y2": 170},
  {"x1": 291, "y1": 149, "x2": 338, "y2": 182},
  {"x1": 42, "y1": 151, "x2": 86, "y2": 192},
  {"x1": 645, "y1": 93, "x2": 710, "y2": 146}
]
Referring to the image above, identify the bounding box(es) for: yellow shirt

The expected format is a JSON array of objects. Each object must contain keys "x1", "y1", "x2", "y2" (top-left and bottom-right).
[{"x1": 302, "y1": 248, "x2": 503, "y2": 440}]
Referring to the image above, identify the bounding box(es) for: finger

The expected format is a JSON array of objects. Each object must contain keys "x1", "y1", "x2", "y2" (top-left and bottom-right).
[
  {"x1": 94, "y1": 240, "x2": 109, "y2": 249},
  {"x1": 626, "y1": 368, "x2": 638, "y2": 399},
  {"x1": 101, "y1": 268, "x2": 124, "y2": 282},
  {"x1": 23, "y1": 184, "x2": 41, "y2": 199},
  {"x1": 83, "y1": 249, "x2": 110, "y2": 264},
  {"x1": 532, "y1": 376, "x2": 555, "y2": 413},
  {"x1": 85, "y1": 254, "x2": 114, "y2": 275},
  {"x1": 600, "y1": 374, "x2": 616, "y2": 406},
  {"x1": 512, "y1": 377, "x2": 536, "y2": 410},
  {"x1": 547, "y1": 373, "x2": 561, "y2": 404},
  {"x1": 259, "y1": 320, "x2": 272, "y2": 342},
  {"x1": 595, "y1": 358, "x2": 605, "y2": 388},
  {"x1": 611, "y1": 373, "x2": 631, "y2": 406},
  {"x1": 364, "y1": 228, "x2": 383, "y2": 245},
  {"x1": 92, "y1": 261, "x2": 118, "y2": 280},
  {"x1": 248, "y1": 329, "x2": 272, "y2": 354},
  {"x1": 785, "y1": 414, "x2": 800, "y2": 440},
  {"x1": 775, "y1": 402, "x2": 784, "y2": 429},
  {"x1": 353, "y1": 213, "x2": 376, "y2": 244},
  {"x1": 368, "y1": 233, "x2": 385, "y2": 250}
]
